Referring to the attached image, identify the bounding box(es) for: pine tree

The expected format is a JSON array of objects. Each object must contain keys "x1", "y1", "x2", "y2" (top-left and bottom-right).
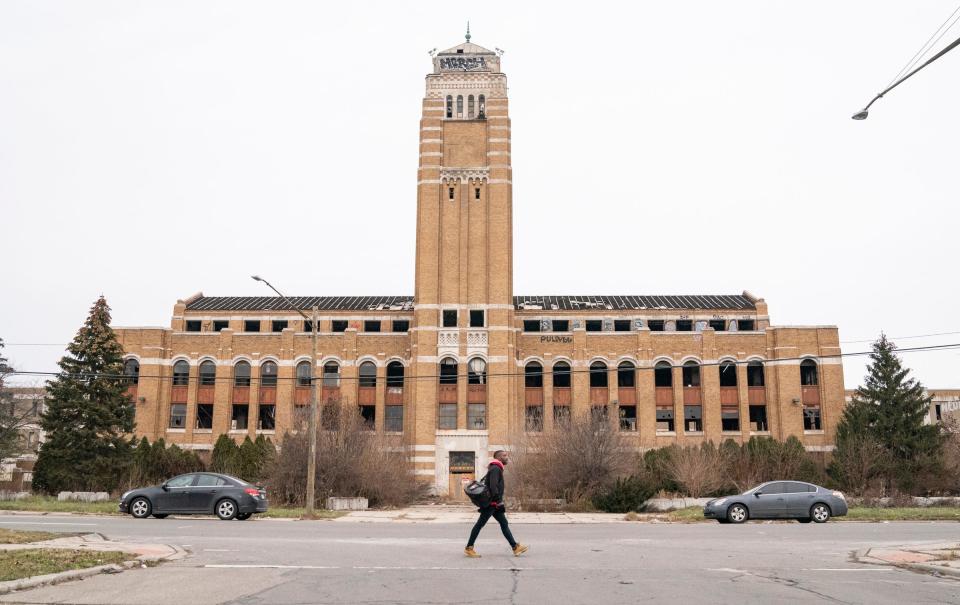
[
  {"x1": 845, "y1": 333, "x2": 943, "y2": 492},
  {"x1": 237, "y1": 436, "x2": 259, "y2": 481},
  {"x1": 32, "y1": 297, "x2": 135, "y2": 494}
]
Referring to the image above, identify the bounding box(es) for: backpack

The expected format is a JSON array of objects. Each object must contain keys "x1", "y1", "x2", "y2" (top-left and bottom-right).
[{"x1": 463, "y1": 472, "x2": 491, "y2": 508}]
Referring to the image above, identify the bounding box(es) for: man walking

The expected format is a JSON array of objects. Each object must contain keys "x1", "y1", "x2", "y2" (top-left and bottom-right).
[{"x1": 465, "y1": 450, "x2": 528, "y2": 558}]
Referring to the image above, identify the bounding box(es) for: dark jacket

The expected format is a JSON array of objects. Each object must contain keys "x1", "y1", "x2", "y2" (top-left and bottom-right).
[{"x1": 486, "y1": 461, "x2": 505, "y2": 505}]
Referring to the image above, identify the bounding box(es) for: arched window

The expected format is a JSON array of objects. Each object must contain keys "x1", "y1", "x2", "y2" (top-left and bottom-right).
[
  {"x1": 456, "y1": 95, "x2": 463, "y2": 117},
  {"x1": 468, "y1": 358, "x2": 487, "y2": 385},
  {"x1": 199, "y1": 360, "x2": 216, "y2": 386},
  {"x1": 468, "y1": 95, "x2": 475, "y2": 118},
  {"x1": 323, "y1": 361, "x2": 340, "y2": 388},
  {"x1": 800, "y1": 360, "x2": 819, "y2": 386},
  {"x1": 719, "y1": 361, "x2": 738, "y2": 387},
  {"x1": 747, "y1": 361, "x2": 765, "y2": 387},
  {"x1": 260, "y1": 361, "x2": 278, "y2": 387},
  {"x1": 617, "y1": 361, "x2": 636, "y2": 388},
  {"x1": 234, "y1": 361, "x2": 251, "y2": 387},
  {"x1": 172, "y1": 360, "x2": 190, "y2": 386},
  {"x1": 478, "y1": 94, "x2": 485, "y2": 118},
  {"x1": 589, "y1": 361, "x2": 608, "y2": 388},
  {"x1": 359, "y1": 361, "x2": 377, "y2": 388},
  {"x1": 440, "y1": 358, "x2": 458, "y2": 384},
  {"x1": 553, "y1": 361, "x2": 572, "y2": 388},
  {"x1": 525, "y1": 362, "x2": 543, "y2": 388},
  {"x1": 446, "y1": 95, "x2": 453, "y2": 118},
  {"x1": 386, "y1": 361, "x2": 405, "y2": 388},
  {"x1": 296, "y1": 360, "x2": 312, "y2": 387},
  {"x1": 654, "y1": 361, "x2": 673, "y2": 387},
  {"x1": 123, "y1": 359, "x2": 140, "y2": 385},
  {"x1": 682, "y1": 361, "x2": 701, "y2": 388}
]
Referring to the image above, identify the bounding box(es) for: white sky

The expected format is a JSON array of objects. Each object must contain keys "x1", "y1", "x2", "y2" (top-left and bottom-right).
[{"x1": 2, "y1": 1, "x2": 958, "y2": 389}]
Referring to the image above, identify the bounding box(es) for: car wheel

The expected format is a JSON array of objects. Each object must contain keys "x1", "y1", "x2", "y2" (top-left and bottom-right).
[
  {"x1": 236, "y1": 513, "x2": 252, "y2": 521},
  {"x1": 727, "y1": 503, "x2": 748, "y2": 524},
  {"x1": 797, "y1": 518, "x2": 812, "y2": 524},
  {"x1": 130, "y1": 497, "x2": 152, "y2": 519},
  {"x1": 216, "y1": 498, "x2": 238, "y2": 521},
  {"x1": 152, "y1": 514, "x2": 168, "y2": 519},
  {"x1": 811, "y1": 503, "x2": 831, "y2": 523}
]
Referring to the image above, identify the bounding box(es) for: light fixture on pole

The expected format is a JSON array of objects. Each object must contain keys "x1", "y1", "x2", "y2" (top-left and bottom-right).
[{"x1": 251, "y1": 275, "x2": 320, "y2": 517}]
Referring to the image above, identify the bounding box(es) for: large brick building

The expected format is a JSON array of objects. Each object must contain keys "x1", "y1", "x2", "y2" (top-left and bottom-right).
[{"x1": 115, "y1": 34, "x2": 845, "y2": 495}]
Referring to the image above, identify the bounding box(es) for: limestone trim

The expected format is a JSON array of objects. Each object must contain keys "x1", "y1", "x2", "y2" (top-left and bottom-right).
[{"x1": 440, "y1": 167, "x2": 490, "y2": 183}]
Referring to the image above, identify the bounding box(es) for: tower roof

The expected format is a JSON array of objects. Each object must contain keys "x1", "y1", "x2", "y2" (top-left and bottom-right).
[{"x1": 437, "y1": 41, "x2": 496, "y2": 56}]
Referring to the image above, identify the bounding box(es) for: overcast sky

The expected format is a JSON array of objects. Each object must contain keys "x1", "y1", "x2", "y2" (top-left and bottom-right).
[{"x1": 2, "y1": 1, "x2": 958, "y2": 389}]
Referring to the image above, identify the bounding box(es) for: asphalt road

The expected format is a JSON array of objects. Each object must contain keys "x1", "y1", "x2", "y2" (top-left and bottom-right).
[{"x1": 1, "y1": 514, "x2": 959, "y2": 604}]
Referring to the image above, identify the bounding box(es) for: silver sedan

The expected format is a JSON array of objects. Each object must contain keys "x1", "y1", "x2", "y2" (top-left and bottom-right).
[{"x1": 703, "y1": 481, "x2": 848, "y2": 523}]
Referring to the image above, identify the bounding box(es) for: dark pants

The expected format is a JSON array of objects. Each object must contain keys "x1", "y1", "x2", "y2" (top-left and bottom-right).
[{"x1": 467, "y1": 505, "x2": 516, "y2": 548}]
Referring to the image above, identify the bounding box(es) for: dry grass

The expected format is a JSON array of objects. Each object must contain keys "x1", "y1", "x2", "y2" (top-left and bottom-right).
[
  {"x1": 0, "y1": 496, "x2": 119, "y2": 515},
  {"x1": 0, "y1": 549, "x2": 133, "y2": 582},
  {"x1": 0, "y1": 528, "x2": 64, "y2": 544}
]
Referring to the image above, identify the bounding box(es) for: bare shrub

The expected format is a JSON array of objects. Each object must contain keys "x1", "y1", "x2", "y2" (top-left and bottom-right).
[
  {"x1": 266, "y1": 404, "x2": 425, "y2": 508},
  {"x1": 664, "y1": 442, "x2": 728, "y2": 498}
]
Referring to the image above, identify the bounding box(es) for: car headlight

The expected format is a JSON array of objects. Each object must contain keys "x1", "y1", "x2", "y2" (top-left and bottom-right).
[{"x1": 713, "y1": 498, "x2": 727, "y2": 506}]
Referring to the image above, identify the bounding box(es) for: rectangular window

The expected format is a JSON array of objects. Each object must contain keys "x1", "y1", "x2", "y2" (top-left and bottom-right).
[
  {"x1": 438, "y1": 403, "x2": 458, "y2": 429},
  {"x1": 525, "y1": 406, "x2": 543, "y2": 432},
  {"x1": 231, "y1": 404, "x2": 248, "y2": 430},
  {"x1": 586, "y1": 320, "x2": 603, "y2": 332},
  {"x1": 523, "y1": 320, "x2": 541, "y2": 332},
  {"x1": 614, "y1": 319, "x2": 632, "y2": 332},
  {"x1": 684, "y1": 406, "x2": 702, "y2": 432},
  {"x1": 360, "y1": 405, "x2": 376, "y2": 429},
  {"x1": 303, "y1": 320, "x2": 314, "y2": 333},
  {"x1": 619, "y1": 406, "x2": 637, "y2": 431},
  {"x1": 442, "y1": 309, "x2": 458, "y2": 328},
  {"x1": 449, "y1": 187, "x2": 455, "y2": 200},
  {"x1": 244, "y1": 320, "x2": 261, "y2": 332},
  {"x1": 385, "y1": 405, "x2": 404, "y2": 432},
  {"x1": 676, "y1": 320, "x2": 693, "y2": 332},
  {"x1": 392, "y1": 319, "x2": 410, "y2": 332},
  {"x1": 469, "y1": 309, "x2": 485, "y2": 328},
  {"x1": 936, "y1": 404, "x2": 943, "y2": 422},
  {"x1": 213, "y1": 320, "x2": 229, "y2": 332},
  {"x1": 749, "y1": 405, "x2": 768, "y2": 432},
  {"x1": 804, "y1": 406, "x2": 822, "y2": 431},
  {"x1": 656, "y1": 408, "x2": 675, "y2": 432},
  {"x1": 363, "y1": 320, "x2": 381, "y2": 332},
  {"x1": 552, "y1": 319, "x2": 570, "y2": 332},
  {"x1": 258, "y1": 404, "x2": 276, "y2": 431},
  {"x1": 739, "y1": 320, "x2": 756, "y2": 331},
  {"x1": 185, "y1": 320, "x2": 202, "y2": 332},
  {"x1": 271, "y1": 320, "x2": 288, "y2": 332},
  {"x1": 475, "y1": 187, "x2": 481, "y2": 200},
  {"x1": 722, "y1": 408, "x2": 740, "y2": 432},
  {"x1": 467, "y1": 403, "x2": 486, "y2": 430},
  {"x1": 709, "y1": 319, "x2": 726, "y2": 331},
  {"x1": 196, "y1": 404, "x2": 214, "y2": 429},
  {"x1": 169, "y1": 404, "x2": 187, "y2": 428},
  {"x1": 648, "y1": 320, "x2": 665, "y2": 332},
  {"x1": 332, "y1": 320, "x2": 348, "y2": 332}
]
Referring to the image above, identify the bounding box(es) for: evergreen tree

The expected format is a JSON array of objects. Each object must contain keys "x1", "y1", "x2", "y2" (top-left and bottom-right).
[
  {"x1": 210, "y1": 434, "x2": 239, "y2": 475},
  {"x1": 32, "y1": 297, "x2": 135, "y2": 494},
  {"x1": 844, "y1": 333, "x2": 943, "y2": 492},
  {"x1": 237, "y1": 436, "x2": 259, "y2": 481}
]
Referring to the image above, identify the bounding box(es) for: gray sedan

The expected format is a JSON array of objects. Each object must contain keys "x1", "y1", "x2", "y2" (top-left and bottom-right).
[
  {"x1": 119, "y1": 472, "x2": 268, "y2": 520},
  {"x1": 703, "y1": 481, "x2": 848, "y2": 523}
]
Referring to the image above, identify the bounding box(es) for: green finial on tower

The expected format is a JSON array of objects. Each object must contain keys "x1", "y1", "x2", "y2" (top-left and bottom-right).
[{"x1": 465, "y1": 21, "x2": 471, "y2": 43}]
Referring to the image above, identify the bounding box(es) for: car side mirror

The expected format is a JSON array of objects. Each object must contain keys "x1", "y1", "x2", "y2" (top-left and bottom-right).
[
  {"x1": 161, "y1": 483, "x2": 169, "y2": 491},
  {"x1": 754, "y1": 491, "x2": 762, "y2": 497}
]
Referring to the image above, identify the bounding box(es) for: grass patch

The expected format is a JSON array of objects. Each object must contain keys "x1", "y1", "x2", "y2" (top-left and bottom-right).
[
  {"x1": 844, "y1": 506, "x2": 960, "y2": 521},
  {"x1": 0, "y1": 496, "x2": 118, "y2": 515},
  {"x1": 259, "y1": 507, "x2": 346, "y2": 519},
  {"x1": 0, "y1": 549, "x2": 132, "y2": 582},
  {"x1": 663, "y1": 507, "x2": 707, "y2": 522},
  {"x1": 0, "y1": 528, "x2": 65, "y2": 544}
]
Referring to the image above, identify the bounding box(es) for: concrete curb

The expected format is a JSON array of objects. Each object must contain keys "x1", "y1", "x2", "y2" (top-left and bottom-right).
[{"x1": 855, "y1": 545, "x2": 960, "y2": 578}]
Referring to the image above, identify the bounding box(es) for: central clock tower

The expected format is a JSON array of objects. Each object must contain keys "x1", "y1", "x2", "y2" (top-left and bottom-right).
[{"x1": 409, "y1": 34, "x2": 516, "y2": 492}]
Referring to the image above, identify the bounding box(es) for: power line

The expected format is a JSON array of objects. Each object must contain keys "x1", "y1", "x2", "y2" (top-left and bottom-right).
[
  {"x1": 7, "y1": 342, "x2": 960, "y2": 385},
  {"x1": 887, "y1": 3, "x2": 960, "y2": 88},
  {"x1": 839, "y1": 330, "x2": 960, "y2": 344}
]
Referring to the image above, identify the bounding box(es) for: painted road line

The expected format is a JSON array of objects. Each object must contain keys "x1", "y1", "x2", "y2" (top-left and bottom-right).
[
  {"x1": 204, "y1": 565, "x2": 532, "y2": 571},
  {"x1": 0, "y1": 521, "x2": 98, "y2": 526}
]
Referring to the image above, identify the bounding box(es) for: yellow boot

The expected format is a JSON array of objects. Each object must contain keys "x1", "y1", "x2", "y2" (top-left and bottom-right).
[
  {"x1": 464, "y1": 546, "x2": 481, "y2": 558},
  {"x1": 513, "y1": 543, "x2": 529, "y2": 556}
]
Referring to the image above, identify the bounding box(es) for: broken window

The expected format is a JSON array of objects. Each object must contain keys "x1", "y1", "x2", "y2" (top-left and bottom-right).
[
  {"x1": 439, "y1": 358, "x2": 458, "y2": 385},
  {"x1": 392, "y1": 319, "x2": 410, "y2": 332},
  {"x1": 722, "y1": 407, "x2": 740, "y2": 432},
  {"x1": 169, "y1": 404, "x2": 186, "y2": 428},
  {"x1": 213, "y1": 320, "x2": 229, "y2": 332},
  {"x1": 936, "y1": 404, "x2": 943, "y2": 422},
  {"x1": 296, "y1": 360, "x2": 312, "y2": 387},
  {"x1": 719, "y1": 361, "x2": 738, "y2": 387},
  {"x1": 709, "y1": 319, "x2": 726, "y2": 331},
  {"x1": 234, "y1": 362, "x2": 251, "y2": 387},
  {"x1": 468, "y1": 403, "x2": 486, "y2": 429},
  {"x1": 258, "y1": 404, "x2": 276, "y2": 431},
  {"x1": 747, "y1": 361, "x2": 765, "y2": 386},
  {"x1": 332, "y1": 320, "x2": 348, "y2": 332},
  {"x1": 619, "y1": 405, "x2": 637, "y2": 431},
  {"x1": 586, "y1": 320, "x2": 603, "y2": 332},
  {"x1": 525, "y1": 362, "x2": 543, "y2": 388},
  {"x1": 469, "y1": 309, "x2": 485, "y2": 327},
  {"x1": 739, "y1": 320, "x2": 755, "y2": 331},
  {"x1": 523, "y1": 320, "x2": 541, "y2": 332},
  {"x1": 185, "y1": 320, "x2": 202, "y2": 332},
  {"x1": 800, "y1": 360, "x2": 819, "y2": 386},
  {"x1": 468, "y1": 94, "x2": 475, "y2": 118},
  {"x1": 446, "y1": 95, "x2": 453, "y2": 118},
  {"x1": 553, "y1": 362, "x2": 571, "y2": 388},
  {"x1": 475, "y1": 187, "x2": 481, "y2": 200},
  {"x1": 552, "y1": 319, "x2": 570, "y2": 332},
  {"x1": 456, "y1": 95, "x2": 463, "y2": 117},
  {"x1": 648, "y1": 320, "x2": 665, "y2": 332},
  {"x1": 654, "y1": 361, "x2": 673, "y2": 387},
  {"x1": 614, "y1": 319, "x2": 631, "y2": 332},
  {"x1": 244, "y1": 319, "x2": 260, "y2": 332},
  {"x1": 803, "y1": 406, "x2": 822, "y2": 431},
  {"x1": 676, "y1": 320, "x2": 693, "y2": 332},
  {"x1": 449, "y1": 186, "x2": 455, "y2": 200},
  {"x1": 172, "y1": 360, "x2": 190, "y2": 386},
  {"x1": 749, "y1": 405, "x2": 768, "y2": 432},
  {"x1": 196, "y1": 404, "x2": 214, "y2": 429},
  {"x1": 617, "y1": 361, "x2": 636, "y2": 387},
  {"x1": 442, "y1": 309, "x2": 458, "y2": 328},
  {"x1": 682, "y1": 361, "x2": 701, "y2": 388},
  {"x1": 589, "y1": 361, "x2": 608, "y2": 388},
  {"x1": 199, "y1": 360, "x2": 216, "y2": 386},
  {"x1": 360, "y1": 405, "x2": 376, "y2": 429},
  {"x1": 684, "y1": 405, "x2": 703, "y2": 432},
  {"x1": 525, "y1": 405, "x2": 543, "y2": 432},
  {"x1": 656, "y1": 408, "x2": 674, "y2": 432},
  {"x1": 468, "y1": 358, "x2": 486, "y2": 385},
  {"x1": 323, "y1": 362, "x2": 340, "y2": 388},
  {"x1": 386, "y1": 361, "x2": 405, "y2": 388},
  {"x1": 123, "y1": 358, "x2": 140, "y2": 385},
  {"x1": 363, "y1": 320, "x2": 381, "y2": 332},
  {"x1": 260, "y1": 361, "x2": 278, "y2": 387},
  {"x1": 231, "y1": 404, "x2": 248, "y2": 430},
  {"x1": 438, "y1": 403, "x2": 457, "y2": 429},
  {"x1": 385, "y1": 405, "x2": 403, "y2": 432},
  {"x1": 359, "y1": 361, "x2": 377, "y2": 387}
]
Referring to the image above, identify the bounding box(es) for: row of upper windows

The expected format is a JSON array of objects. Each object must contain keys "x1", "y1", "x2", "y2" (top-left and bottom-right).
[
  {"x1": 182, "y1": 318, "x2": 411, "y2": 334},
  {"x1": 445, "y1": 94, "x2": 486, "y2": 119},
  {"x1": 521, "y1": 318, "x2": 756, "y2": 333},
  {"x1": 139, "y1": 359, "x2": 407, "y2": 388}
]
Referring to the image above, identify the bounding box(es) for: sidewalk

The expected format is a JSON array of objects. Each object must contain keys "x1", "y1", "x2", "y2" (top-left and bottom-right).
[{"x1": 858, "y1": 542, "x2": 960, "y2": 577}]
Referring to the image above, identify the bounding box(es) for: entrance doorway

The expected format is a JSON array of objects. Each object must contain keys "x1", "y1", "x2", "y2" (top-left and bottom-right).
[{"x1": 448, "y1": 451, "x2": 475, "y2": 501}]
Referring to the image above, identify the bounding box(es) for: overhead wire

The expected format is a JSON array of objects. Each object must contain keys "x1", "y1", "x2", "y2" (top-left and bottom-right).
[{"x1": 886, "y1": 3, "x2": 960, "y2": 88}]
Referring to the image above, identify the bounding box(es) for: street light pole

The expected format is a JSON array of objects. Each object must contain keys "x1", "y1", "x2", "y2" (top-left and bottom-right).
[{"x1": 251, "y1": 275, "x2": 319, "y2": 517}]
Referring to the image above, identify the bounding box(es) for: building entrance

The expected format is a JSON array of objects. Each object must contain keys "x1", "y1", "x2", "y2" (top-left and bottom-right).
[{"x1": 448, "y1": 451, "x2": 475, "y2": 502}]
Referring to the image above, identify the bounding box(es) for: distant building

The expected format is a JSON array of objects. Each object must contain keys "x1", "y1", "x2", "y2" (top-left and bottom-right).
[
  {"x1": 844, "y1": 389, "x2": 960, "y2": 427},
  {"x1": 1, "y1": 386, "x2": 45, "y2": 454}
]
